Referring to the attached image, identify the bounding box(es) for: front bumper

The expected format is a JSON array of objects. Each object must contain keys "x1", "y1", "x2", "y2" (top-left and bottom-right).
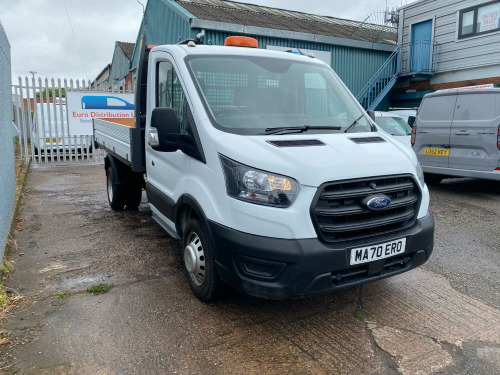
[{"x1": 210, "y1": 213, "x2": 435, "y2": 299}]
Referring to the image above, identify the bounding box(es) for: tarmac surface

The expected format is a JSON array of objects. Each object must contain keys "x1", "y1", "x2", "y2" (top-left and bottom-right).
[{"x1": 1, "y1": 163, "x2": 499, "y2": 374}]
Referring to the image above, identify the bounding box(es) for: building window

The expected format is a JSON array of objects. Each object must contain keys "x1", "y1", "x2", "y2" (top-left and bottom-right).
[{"x1": 459, "y1": 1, "x2": 500, "y2": 38}]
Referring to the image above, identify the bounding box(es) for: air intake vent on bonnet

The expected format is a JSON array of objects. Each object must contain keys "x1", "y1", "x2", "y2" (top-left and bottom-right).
[
  {"x1": 349, "y1": 137, "x2": 386, "y2": 144},
  {"x1": 267, "y1": 139, "x2": 325, "y2": 147}
]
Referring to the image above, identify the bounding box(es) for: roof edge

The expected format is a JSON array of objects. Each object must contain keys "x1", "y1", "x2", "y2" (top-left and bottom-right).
[
  {"x1": 190, "y1": 19, "x2": 397, "y2": 52},
  {"x1": 163, "y1": 0, "x2": 197, "y2": 22}
]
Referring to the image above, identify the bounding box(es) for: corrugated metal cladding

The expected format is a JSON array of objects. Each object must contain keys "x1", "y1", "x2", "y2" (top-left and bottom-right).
[
  {"x1": 0, "y1": 20, "x2": 15, "y2": 261},
  {"x1": 131, "y1": 0, "x2": 197, "y2": 68},
  {"x1": 203, "y1": 30, "x2": 391, "y2": 97},
  {"x1": 109, "y1": 45, "x2": 133, "y2": 89},
  {"x1": 401, "y1": 0, "x2": 500, "y2": 73},
  {"x1": 131, "y1": 0, "x2": 392, "y2": 97}
]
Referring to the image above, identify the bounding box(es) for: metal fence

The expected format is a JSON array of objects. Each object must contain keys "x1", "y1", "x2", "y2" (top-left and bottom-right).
[
  {"x1": 13, "y1": 77, "x2": 133, "y2": 164},
  {"x1": 1, "y1": 19, "x2": 14, "y2": 261}
]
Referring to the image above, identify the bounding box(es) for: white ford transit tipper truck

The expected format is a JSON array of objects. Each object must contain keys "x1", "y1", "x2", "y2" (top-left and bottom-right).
[{"x1": 94, "y1": 36, "x2": 434, "y2": 301}]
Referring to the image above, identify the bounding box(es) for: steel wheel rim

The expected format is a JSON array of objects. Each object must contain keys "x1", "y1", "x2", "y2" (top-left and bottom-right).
[
  {"x1": 107, "y1": 172, "x2": 113, "y2": 202},
  {"x1": 184, "y1": 232, "x2": 206, "y2": 286}
]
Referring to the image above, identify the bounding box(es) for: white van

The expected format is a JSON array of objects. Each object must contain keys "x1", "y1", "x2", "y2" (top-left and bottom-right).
[
  {"x1": 390, "y1": 109, "x2": 416, "y2": 127},
  {"x1": 94, "y1": 36, "x2": 434, "y2": 301},
  {"x1": 33, "y1": 103, "x2": 91, "y2": 154},
  {"x1": 374, "y1": 111, "x2": 412, "y2": 145},
  {"x1": 413, "y1": 89, "x2": 500, "y2": 183}
]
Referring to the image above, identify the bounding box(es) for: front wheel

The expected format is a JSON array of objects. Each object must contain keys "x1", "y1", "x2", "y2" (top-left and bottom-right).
[{"x1": 182, "y1": 218, "x2": 221, "y2": 301}]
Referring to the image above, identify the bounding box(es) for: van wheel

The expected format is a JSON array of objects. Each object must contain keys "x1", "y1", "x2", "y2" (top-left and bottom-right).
[
  {"x1": 182, "y1": 218, "x2": 221, "y2": 302},
  {"x1": 424, "y1": 174, "x2": 443, "y2": 185},
  {"x1": 125, "y1": 184, "x2": 142, "y2": 210},
  {"x1": 106, "y1": 166, "x2": 126, "y2": 210}
]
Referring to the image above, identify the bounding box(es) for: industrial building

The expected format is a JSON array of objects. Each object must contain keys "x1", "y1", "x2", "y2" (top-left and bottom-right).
[
  {"x1": 128, "y1": 0, "x2": 397, "y2": 103},
  {"x1": 391, "y1": 0, "x2": 500, "y2": 108}
]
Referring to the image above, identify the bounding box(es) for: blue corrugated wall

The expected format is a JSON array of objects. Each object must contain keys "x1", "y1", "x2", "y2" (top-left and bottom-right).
[
  {"x1": 131, "y1": 0, "x2": 197, "y2": 68},
  {"x1": 202, "y1": 30, "x2": 391, "y2": 98},
  {"x1": 109, "y1": 46, "x2": 132, "y2": 89},
  {"x1": 130, "y1": 0, "x2": 392, "y2": 97}
]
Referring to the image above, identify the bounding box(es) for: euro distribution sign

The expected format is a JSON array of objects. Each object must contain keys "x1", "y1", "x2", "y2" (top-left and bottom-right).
[{"x1": 66, "y1": 92, "x2": 135, "y2": 135}]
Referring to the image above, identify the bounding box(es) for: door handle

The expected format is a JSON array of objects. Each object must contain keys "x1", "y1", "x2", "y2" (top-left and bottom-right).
[{"x1": 455, "y1": 130, "x2": 470, "y2": 135}]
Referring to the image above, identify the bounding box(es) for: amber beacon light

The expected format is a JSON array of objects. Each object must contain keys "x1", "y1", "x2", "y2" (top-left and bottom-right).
[{"x1": 224, "y1": 36, "x2": 259, "y2": 48}]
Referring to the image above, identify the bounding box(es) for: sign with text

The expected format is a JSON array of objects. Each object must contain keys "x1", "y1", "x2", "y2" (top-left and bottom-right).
[
  {"x1": 66, "y1": 92, "x2": 134, "y2": 135},
  {"x1": 478, "y1": 3, "x2": 500, "y2": 32}
]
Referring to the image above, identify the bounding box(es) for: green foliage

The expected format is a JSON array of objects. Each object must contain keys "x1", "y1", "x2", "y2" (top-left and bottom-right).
[
  {"x1": 355, "y1": 309, "x2": 364, "y2": 322},
  {"x1": 87, "y1": 283, "x2": 113, "y2": 295},
  {"x1": 35, "y1": 88, "x2": 66, "y2": 98},
  {"x1": 54, "y1": 291, "x2": 69, "y2": 299},
  {"x1": 0, "y1": 291, "x2": 7, "y2": 307}
]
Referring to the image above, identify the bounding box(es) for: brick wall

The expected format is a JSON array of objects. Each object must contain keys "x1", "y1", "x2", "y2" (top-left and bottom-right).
[{"x1": 394, "y1": 76, "x2": 500, "y2": 93}]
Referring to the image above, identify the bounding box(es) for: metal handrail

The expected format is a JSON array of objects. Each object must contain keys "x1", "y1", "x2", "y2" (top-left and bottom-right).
[
  {"x1": 356, "y1": 46, "x2": 400, "y2": 109},
  {"x1": 400, "y1": 41, "x2": 438, "y2": 74}
]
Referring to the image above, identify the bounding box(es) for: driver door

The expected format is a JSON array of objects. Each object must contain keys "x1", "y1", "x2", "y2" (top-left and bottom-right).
[{"x1": 146, "y1": 58, "x2": 191, "y2": 226}]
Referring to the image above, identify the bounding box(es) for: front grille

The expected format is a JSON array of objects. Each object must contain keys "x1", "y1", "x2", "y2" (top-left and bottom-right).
[
  {"x1": 311, "y1": 175, "x2": 420, "y2": 243},
  {"x1": 331, "y1": 255, "x2": 412, "y2": 286}
]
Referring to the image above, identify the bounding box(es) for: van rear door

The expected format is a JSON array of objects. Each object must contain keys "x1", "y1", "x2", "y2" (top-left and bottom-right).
[
  {"x1": 414, "y1": 93, "x2": 456, "y2": 168},
  {"x1": 449, "y1": 92, "x2": 500, "y2": 171}
]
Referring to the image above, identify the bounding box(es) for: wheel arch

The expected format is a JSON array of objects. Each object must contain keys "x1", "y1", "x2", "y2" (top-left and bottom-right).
[{"x1": 175, "y1": 194, "x2": 212, "y2": 241}]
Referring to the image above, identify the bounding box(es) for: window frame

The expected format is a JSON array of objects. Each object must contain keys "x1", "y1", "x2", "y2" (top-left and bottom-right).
[
  {"x1": 155, "y1": 59, "x2": 190, "y2": 134},
  {"x1": 458, "y1": 0, "x2": 500, "y2": 39}
]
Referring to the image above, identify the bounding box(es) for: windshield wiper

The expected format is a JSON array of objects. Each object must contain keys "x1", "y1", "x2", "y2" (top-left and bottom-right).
[
  {"x1": 261, "y1": 125, "x2": 341, "y2": 135},
  {"x1": 344, "y1": 114, "x2": 365, "y2": 133}
]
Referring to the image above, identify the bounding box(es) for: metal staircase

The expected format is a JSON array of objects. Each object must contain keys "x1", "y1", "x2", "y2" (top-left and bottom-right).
[{"x1": 356, "y1": 46, "x2": 400, "y2": 110}]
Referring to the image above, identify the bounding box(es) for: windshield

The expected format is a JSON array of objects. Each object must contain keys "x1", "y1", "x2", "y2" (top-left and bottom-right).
[
  {"x1": 375, "y1": 116, "x2": 411, "y2": 136},
  {"x1": 186, "y1": 55, "x2": 371, "y2": 135}
]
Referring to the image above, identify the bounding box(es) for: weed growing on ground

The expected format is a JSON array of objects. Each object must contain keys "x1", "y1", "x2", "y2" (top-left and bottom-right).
[
  {"x1": 355, "y1": 309, "x2": 365, "y2": 322},
  {"x1": 54, "y1": 291, "x2": 69, "y2": 299},
  {"x1": 87, "y1": 284, "x2": 113, "y2": 295}
]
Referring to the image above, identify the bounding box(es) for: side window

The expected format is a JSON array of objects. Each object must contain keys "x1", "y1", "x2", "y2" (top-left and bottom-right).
[
  {"x1": 156, "y1": 61, "x2": 189, "y2": 133},
  {"x1": 454, "y1": 94, "x2": 496, "y2": 121},
  {"x1": 419, "y1": 96, "x2": 456, "y2": 121}
]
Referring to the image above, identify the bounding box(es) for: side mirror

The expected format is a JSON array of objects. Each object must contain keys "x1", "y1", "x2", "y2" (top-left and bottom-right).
[
  {"x1": 149, "y1": 107, "x2": 181, "y2": 152},
  {"x1": 366, "y1": 110, "x2": 376, "y2": 122}
]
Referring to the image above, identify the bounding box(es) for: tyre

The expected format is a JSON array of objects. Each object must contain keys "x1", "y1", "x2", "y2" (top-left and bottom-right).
[
  {"x1": 106, "y1": 166, "x2": 127, "y2": 210},
  {"x1": 424, "y1": 173, "x2": 443, "y2": 185},
  {"x1": 182, "y1": 218, "x2": 221, "y2": 301},
  {"x1": 125, "y1": 184, "x2": 142, "y2": 210}
]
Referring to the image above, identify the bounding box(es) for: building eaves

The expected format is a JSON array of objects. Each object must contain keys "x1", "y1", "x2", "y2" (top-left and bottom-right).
[
  {"x1": 95, "y1": 63, "x2": 111, "y2": 81},
  {"x1": 116, "y1": 41, "x2": 136, "y2": 60}
]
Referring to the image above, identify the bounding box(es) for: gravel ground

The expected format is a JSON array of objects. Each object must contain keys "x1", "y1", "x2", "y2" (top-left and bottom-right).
[{"x1": 0, "y1": 163, "x2": 499, "y2": 375}]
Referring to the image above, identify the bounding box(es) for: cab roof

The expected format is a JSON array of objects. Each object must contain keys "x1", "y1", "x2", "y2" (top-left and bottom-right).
[{"x1": 151, "y1": 44, "x2": 325, "y2": 65}]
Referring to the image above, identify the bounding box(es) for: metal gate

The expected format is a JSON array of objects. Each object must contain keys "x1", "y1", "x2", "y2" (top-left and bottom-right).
[{"x1": 13, "y1": 77, "x2": 133, "y2": 163}]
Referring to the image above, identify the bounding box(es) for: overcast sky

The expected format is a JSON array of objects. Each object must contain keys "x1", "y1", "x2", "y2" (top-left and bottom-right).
[{"x1": 0, "y1": 0, "x2": 413, "y2": 81}]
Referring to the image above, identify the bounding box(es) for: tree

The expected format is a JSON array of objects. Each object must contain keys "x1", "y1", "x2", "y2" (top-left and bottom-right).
[{"x1": 35, "y1": 88, "x2": 66, "y2": 98}]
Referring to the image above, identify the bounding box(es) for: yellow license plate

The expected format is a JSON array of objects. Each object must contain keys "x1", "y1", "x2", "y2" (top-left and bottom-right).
[
  {"x1": 46, "y1": 139, "x2": 62, "y2": 143},
  {"x1": 423, "y1": 148, "x2": 449, "y2": 156}
]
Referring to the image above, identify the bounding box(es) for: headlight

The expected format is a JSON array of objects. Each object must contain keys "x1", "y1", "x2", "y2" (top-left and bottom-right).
[
  {"x1": 416, "y1": 160, "x2": 425, "y2": 185},
  {"x1": 219, "y1": 154, "x2": 299, "y2": 207}
]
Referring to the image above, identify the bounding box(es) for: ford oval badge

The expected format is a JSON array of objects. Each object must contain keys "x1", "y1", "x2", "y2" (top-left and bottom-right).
[{"x1": 363, "y1": 195, "x2": 391, "y2": 211}]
